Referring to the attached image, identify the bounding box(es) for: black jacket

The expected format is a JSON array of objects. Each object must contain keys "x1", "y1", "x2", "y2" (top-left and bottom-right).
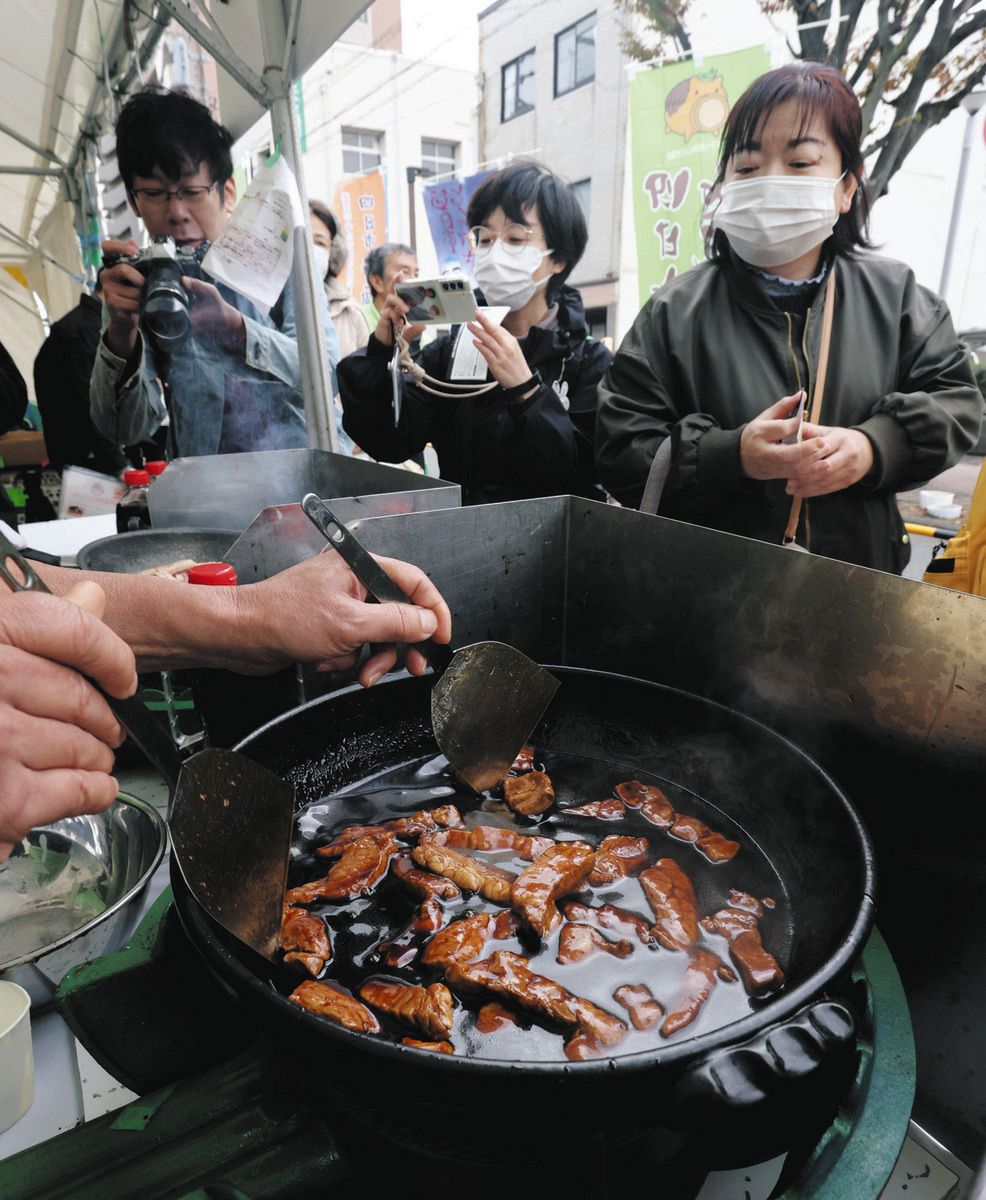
[
  {"x1": 0, "y1": 339, "x2": 27, "y2": 435},
  {"x1": 597, "y1": 251, "x2": 982, "y2": 573},
  {"x1": 34, "y1": 293, "x2": 126, "y2": 475},
  {"x1": 338, "y1": 285, "x2": 612, "y2": 504}
]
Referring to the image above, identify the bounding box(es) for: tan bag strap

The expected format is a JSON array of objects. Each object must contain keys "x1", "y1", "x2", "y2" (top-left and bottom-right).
[{"x1": 782, "y1": 267, "x2": 837, "y2": 548}]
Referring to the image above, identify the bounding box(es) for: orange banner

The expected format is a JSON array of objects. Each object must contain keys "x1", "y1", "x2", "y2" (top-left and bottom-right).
[{"x1": 333, "y1": 171, "x2": 387, "y2": 306}]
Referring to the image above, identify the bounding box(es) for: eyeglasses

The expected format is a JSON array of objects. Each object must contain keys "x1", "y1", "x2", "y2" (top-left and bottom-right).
[
  {"x1": 131, "y1": 183, "x2": 219, "y2": 210},
  {"x1": 469, "y1": 222, "x2": 537, "y2": 257}
]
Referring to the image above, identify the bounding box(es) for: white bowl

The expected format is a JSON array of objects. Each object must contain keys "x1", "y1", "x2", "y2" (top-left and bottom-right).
[
  {"x1": 920, "y1": 489, "x2": 954, "y2": 512},
  {"x1": 927, "y1": 504, "x2": 962, "y2": 522},
  {"x1": 0, "y1": 981, "x2": 33, "y2": 1132}
]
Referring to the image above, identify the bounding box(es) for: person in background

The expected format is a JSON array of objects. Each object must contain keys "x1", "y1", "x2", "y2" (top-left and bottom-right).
[
  {"x1": 339, "y1": 160, "x2": 612, "y2": 504},
  {"x1": 361, "y1": 242, "x2": 417, "y2": 335},
  {"x1": 0, "y1": 339, "x2": 27, "y2": 435},
  {"x1": 91, "y1": 88, "x2": 342, "y2": 459},
  {"x1": 33, "y1": 279, "x2": 127, "y2": 477},
  {"x1": 309, "y1": 200, "x2": 370, "y2": 360},
  {"x1": 596, "y1": 63, "x2": 980, "y2": 573},
  {"x1": 0, "y1": 549, "x2": 451, "y2": 859}
]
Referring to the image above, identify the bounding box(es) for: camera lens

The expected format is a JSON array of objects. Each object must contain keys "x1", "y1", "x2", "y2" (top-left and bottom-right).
[{"x1": 142, "y1": 259, "x2": 191, "y2": 346}]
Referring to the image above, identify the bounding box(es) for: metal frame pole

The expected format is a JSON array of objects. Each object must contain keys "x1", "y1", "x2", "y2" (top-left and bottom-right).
[{"x1": 939, "y1": 92, "x2": 986, "y2": 303}]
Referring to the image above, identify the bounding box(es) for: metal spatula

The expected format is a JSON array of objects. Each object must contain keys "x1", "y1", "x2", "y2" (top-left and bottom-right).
[
  {"x1": 0, "y1": 529, "x2": 293, "y2": 962},
  {"x1": 302, "y1": 493, "x2": 559, "y2": 792}
]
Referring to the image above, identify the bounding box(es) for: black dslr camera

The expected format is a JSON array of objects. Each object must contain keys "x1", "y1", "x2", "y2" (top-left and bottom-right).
[{"x1": 105, "y1": 236, "x2": 210, "y2": 349}]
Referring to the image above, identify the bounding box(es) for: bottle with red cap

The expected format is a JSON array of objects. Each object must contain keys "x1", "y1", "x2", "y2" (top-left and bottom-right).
[
  {"x1": 187, "y1": 561, "x2": 306, "y2": 748},
  {"x1": 116, "y1": 469, "x2": 151, "y2": 533}
]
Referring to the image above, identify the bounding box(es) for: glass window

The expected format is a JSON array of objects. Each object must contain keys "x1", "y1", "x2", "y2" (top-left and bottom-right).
[
  {"x1": 342, "y1": 128, "x2": 381, "y2": 175},
  {"x1": 502, "y1": 49, "x2": 536, "y2": 122},
  {"x1": 421, "y1": 138, "x2": 457, "y2": 179},
  {"x1": 572, "y1": 178, "x2": 591, "y2": 224},
  {"x1": 555, "y1": 13, "x2": 596, "y2": 97}
]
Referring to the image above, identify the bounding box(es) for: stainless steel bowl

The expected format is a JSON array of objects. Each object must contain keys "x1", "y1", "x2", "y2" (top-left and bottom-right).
[{"x1": 0, "y1": 794, "x2": 167, "y2": 1006}]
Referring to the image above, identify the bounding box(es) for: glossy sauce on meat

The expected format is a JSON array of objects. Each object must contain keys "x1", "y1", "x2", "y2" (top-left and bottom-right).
[{"x1": 279, "y1": 750, "x2": 790, "y2": 1061}]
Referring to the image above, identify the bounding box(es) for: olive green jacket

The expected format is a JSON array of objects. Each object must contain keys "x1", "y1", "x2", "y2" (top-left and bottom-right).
[{"x1": 596, "y1": 251, "x2": 982, "y2": 573}]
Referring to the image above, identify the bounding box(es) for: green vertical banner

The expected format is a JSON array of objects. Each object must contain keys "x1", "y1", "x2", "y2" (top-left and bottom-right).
[
  {"x1": 293, "y1": 80, "x2": 307, "y2": 154},
  {"x1": 629, "y1": 46, "x2": 770, "y2": 308}
]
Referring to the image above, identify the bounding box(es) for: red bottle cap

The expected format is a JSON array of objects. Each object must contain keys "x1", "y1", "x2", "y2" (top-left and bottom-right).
[
  {"x1": 187, "y1": 562, "x2": 238, "y2": 587},
  {"x1": 145, "y1": 461, "x2": 168, "y2": 476},
  {"x1": 122, "y1": 469, "x2": 150, "y2": 486}
]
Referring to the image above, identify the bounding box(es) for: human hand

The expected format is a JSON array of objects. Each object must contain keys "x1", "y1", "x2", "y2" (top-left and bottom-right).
[
  {"x1": 465, "y1": 311, "x2": 532, "y2": 391},
  {"x1": 99, "y1": 238, "x2": 143, "y2": 358},
  {"x1": 785, "y1": 424, "x2": 874, "y2": 498},
  {"x1": 0, "y1": 583, "x2": 138, "y2": 862},
  {"x1": 739, "y1": 392, "x2": 827, "y2": 481},
  {"x1": 373, "y1": 288, "x2": 424, "y2": 350},
  {"x1": 230, "y1": 549, "x2": 452, "y2": 686},
  {"x1": 183, "y1": 277, "x2": 245, "y2": 349}
]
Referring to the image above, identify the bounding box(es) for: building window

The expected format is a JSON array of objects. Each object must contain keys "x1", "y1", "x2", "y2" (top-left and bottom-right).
[
  {"x1": 342, "y1": 128, "x2": 381, "y2": 175},
  {"x1": 502, "y1": 49, "x2": 535, "y2": 122},
  {"x1": 555, "y1": 13, "x2": 596, "y2": 97},
  {"x1": 572, "y1": 178, "x2": 591, "y2": 223},
  {"x1": 421, "y1": 138, "x2": 457, "y2": 179}
]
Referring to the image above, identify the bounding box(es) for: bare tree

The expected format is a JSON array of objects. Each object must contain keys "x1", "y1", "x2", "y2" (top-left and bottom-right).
[{"x1": 618, "y1": 0, "x2": 986, "y2": 199}]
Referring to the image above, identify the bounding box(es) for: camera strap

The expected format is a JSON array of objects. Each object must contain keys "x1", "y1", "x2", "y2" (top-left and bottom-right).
[{"x1": 395, "y1": 326, "x2": 498, "y2": 399}]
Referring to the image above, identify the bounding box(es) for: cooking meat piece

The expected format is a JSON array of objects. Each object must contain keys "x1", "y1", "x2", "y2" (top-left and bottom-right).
[
  {"x1": 280, "y1": 905, "x2": 332, "y2": 976},
  {"x1": 700, "y1": 906, "x2": 785, "y2": 996},
  {"x1": 476, "y1": 1001, "x2": 522, "y2": 1032},
  {"x1": 391, "y1": 854, "x2": 462, "y2": 902},
  {"x1": 562, "y1": 900, "x2": 659, "y2": 947},
  {"x1": 449, "y1": 951, "x2": 627, "y2": 1047},
  {"x1": 492, "y1": 911, "x2": 521, "y2": 939},
  {"x1": 286, "y1": 834, "x2": 398, "y2": 904},
  {"x1": 141, "y1": 557, "x2": 199, "y2": 579},
  {"x1": 430, "y1": 825, "x2": 554, "y2": 860},
  {"x1": 412, "y1": 838, "x2": 516, "y2": 903},
  {"x1": 512, "y1": 842, "x2": 596, "y2": 938},
  {"x1": 696, "y1": 831, "x2": 741, "y2": 863},
  {"x1": 402, "y1": 1038, "x2": 454, "y2": 1054},
  {"x1": 613, "y1": 983, "x2": 665, "y2": 1031},
  {"x1": 660, "y1": 949, "x2": 723, "y2": 1038},
  {"x1": 503, "y1": 771, "x2": 555, "y2": 816},
  {"x1": 556, "y1": 923, "x2": 633, "y2": 964},
  {"x1": 360, "y1": 978, "x2": 454, "y2": 1040},
  {"x1": 564, "y1": 798, "x2": 625, "y2": 821},
  {"x1": 422, "y1": 913, "x2": 494, "y2": 968},
  {"x1": 669, "y1": 814, "x2": 709, "y2": 843},
  {"x1": 726, "y1": 890, "x2": 763, "y2": 916},
  {"x1": 615, "y1": 781, "x2": 676, "y2": 828},
  {"x1": 316, "y1": 806, "x2": 464, "y2": 858},
  {"x1": 564, "y1": 1031, "x2": 609, "y2": 1061},
  {"x1": 289, "y1": 980, "x2": 380, "y2": 1034},
  {"x1": 509, "y1": 744, "x2": 537, "y2": 774},
  {"x1": 588, "y1": 836, "x2": 650, "y2": 887},
  {"x1": 378, "y1": 899, "x2": 447, "y2": 968},
  {"x1": 639, "y1": 858, "x2": 699, "y2": 951}
]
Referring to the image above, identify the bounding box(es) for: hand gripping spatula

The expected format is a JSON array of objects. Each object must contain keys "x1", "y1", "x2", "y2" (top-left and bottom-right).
[
  {"x1": 0, "y1": 528, "x2": 293, "y2": 962},
  {"x1": 302, "y1": 493, "x2": 559, "y2": 793}
]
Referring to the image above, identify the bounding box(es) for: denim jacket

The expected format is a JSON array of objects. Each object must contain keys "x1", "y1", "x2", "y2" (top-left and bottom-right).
[{"x1": 90, "y1": 272, "x2": 350, "y2": 457}]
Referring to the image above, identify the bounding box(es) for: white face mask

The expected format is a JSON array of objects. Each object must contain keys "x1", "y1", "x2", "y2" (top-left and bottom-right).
[
  {"x1": 312, "y1": 245, "x2": 330, "y2": 281},
  {"x1": 711, "y1": 174, "x2": 846, "y2": 269},
  {"x1": 473, "y1": 240, "x2": 554, "y2": 311}
]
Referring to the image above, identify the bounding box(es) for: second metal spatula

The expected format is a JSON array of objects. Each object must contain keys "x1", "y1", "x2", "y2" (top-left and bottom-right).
[{"x1": 302, "y1": 493, "x2": 559, "y2": 792}]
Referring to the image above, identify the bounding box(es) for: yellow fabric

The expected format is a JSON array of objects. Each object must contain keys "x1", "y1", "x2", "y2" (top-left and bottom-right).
[{"x1": 923, "y1": 458, "x2": 986, "y2": 594}]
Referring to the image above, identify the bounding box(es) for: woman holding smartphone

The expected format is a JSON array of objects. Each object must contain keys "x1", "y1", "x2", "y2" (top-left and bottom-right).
[
  {"x1": 596, "y1": 63, "x2": 980, "y2": 572},
  {"x1": 337, "y1": 160, "x2": 612, "y2": 504}
]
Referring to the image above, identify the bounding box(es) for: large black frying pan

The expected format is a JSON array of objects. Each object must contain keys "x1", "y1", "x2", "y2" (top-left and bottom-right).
[
  {"x1": 172, "y1": 667, "x2": 875, "y2": 1170},
  {"x1": 76, "y1": 527, "x2": 238, "y2": 574}
]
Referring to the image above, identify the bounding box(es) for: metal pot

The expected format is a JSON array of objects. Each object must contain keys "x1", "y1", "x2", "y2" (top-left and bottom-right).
[
  {"x1": 172, "y1": 668, "x2": 875, "y2": 1167},
  {"x1": 76, "y1": 528, "x2": 238, "y2": 574},
  {"x1": 0, "y1": 795, "x2": 167, "y2": 1006}
]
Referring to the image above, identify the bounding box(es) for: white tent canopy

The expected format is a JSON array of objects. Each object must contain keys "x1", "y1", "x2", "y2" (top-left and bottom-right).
[{"x1": 0, "y1": 0, "x2": 367, "y2": 444}]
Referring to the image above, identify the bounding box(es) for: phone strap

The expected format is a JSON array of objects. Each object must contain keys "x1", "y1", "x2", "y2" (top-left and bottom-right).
[{"x1": 781, "y1": 267, "x2": 836, "y2": 549}]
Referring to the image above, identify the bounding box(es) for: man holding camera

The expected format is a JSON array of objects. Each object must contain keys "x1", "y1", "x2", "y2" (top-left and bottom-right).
[{"x1": 91, "y1": 88, "x2": 341, "y2": 458}]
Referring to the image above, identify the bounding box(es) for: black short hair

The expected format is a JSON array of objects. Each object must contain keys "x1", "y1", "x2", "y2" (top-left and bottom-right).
[
  {"x1": 466, "y1": 160, "x2": 587, "y2": 300},
  {"x1": 363, "y1": 242, "x2": 414, "y2": 298},
  {"x1": 309, "y1": 199, "x2": 338, "y2": 241},
  {"x1": 116, "y1": 88, "x2": 234, "y2": 194}
]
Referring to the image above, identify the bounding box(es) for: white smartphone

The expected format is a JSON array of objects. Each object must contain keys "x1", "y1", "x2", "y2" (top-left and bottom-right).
[
  {"x1": 393, "y1": 275, "x2": 478, "y2": 324},
  {"x1": 781, "y1": 393, "x2": 807, "y2": 445}
]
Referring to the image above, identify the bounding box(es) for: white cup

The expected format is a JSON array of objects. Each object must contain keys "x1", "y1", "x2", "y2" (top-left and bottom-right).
[{"x1": 0, "y1": 981, "x2": 34, "y2": 1132}]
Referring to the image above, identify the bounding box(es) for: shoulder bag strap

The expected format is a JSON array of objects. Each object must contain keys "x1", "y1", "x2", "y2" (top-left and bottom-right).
[
  {"x1": 639, "y1": 435, "x2": 673, "y2": 516},
  {"x1": 782, "y1": 266, "x2": 836, "y2": 548}
]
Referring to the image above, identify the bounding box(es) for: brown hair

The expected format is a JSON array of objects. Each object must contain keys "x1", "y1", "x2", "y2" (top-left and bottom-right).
[{"x1": 708, "y1": 62, "x2": 872, "y2": 259}]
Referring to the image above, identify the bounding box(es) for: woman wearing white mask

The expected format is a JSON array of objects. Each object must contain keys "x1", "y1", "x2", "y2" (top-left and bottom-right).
[
  {"x1": 337, "y1": 161, "x2": 613, "y2": 503},
  {"x1": 309, "y1": 200, "x2": 370, "y2": 362},
  {"x1": 596, "y1": 63, "x2": 980, "y2": 572}
]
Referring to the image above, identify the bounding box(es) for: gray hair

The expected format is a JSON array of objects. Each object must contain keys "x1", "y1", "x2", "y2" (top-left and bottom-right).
[{"x1": 363, "y1": 242, "x2": 414, "y2": 297}]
